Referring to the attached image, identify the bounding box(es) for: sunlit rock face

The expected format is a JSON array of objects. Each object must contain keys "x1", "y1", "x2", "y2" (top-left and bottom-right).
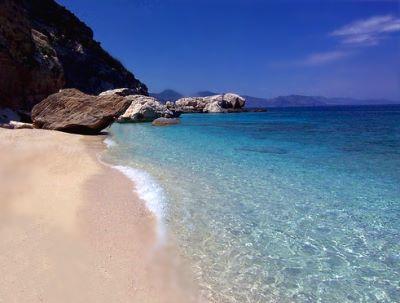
[
  {"x1": 175, "y1": 93, "x2": 246, "y2": 113},
  {"x1": 31, "y1": 89, "x2": 131, "y2": 134},
  {"x1": 117, "y1": 95, "x2": 180, "y2": 123}
]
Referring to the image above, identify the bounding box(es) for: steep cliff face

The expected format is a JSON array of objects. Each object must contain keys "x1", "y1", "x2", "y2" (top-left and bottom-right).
[{"x1": 0, "y1": 0, "x2": 147, "y2": 111}]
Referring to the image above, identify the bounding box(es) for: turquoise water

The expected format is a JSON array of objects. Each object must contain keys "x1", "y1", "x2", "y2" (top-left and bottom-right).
[{"x1": 105, "y1": 106, "x2": 400, "y2": 303}]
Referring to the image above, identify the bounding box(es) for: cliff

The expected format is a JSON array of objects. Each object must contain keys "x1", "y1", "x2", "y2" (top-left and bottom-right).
[{"x1": 0, "y1": 0, "x2": 147, "y2": 111}]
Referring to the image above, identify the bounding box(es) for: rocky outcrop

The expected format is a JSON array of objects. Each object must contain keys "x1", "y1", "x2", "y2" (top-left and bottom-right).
[
  {"x1": 152, "y1": 117, "x2": 180, "y2": 126},
  {"x1": 0, "y1": 0, "x2": 147, "y2": 112},
  {"x1": 174, "y1": 93, "x2": 245, "y2": 113},
  {"x1": 173, "y1": 97, "x2": 207, "y2": 113},
  {"x1": 117, "y1": 95, "x2": 180, "y2": 123},
  {"x1": 31, "y1": 89, "x2": 131, "y2": 134}
]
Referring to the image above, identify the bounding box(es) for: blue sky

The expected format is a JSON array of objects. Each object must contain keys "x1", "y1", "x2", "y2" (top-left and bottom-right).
[{"x1": 57, "y1": 0, "x2": 399, "y2": 100}]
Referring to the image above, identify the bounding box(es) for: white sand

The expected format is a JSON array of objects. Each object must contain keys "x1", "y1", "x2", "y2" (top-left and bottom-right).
[{"x1": 0, "y1": 129, "x2": 200, "y2": 303}]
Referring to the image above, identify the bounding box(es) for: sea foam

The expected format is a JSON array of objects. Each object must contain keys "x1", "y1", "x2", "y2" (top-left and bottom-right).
[
  {"x1": 102, "y1": 137, "x2": 167, "y2": 245},
  {"x1": 103, "y1": 137, "x2": 117, "y2": 148},
  {"x1": 112, "y1": 165, "x2": 167, "y2": 244}
]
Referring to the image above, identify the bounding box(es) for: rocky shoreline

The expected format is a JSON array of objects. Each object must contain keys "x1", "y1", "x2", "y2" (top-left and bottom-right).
[
  {"x1": 1, "y1": 88, "x2": 250, "y2": 133},
  {"x1": 0, "y1": 0, "x2": 259, "y2": 134}
]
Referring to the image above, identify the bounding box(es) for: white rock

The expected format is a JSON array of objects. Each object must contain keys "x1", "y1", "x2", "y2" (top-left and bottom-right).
[
  {"x1": 223, "y1": 93, "x2": 246, "y2": 108},
  {"x1": 99, "y1": 88, "x2": 136, "y2": 97},
  {"x1": 117, "y1": 95, "x2": 177, "y2": 122},
  {"x1": 174, "y1": 93, "x2": 245, "y2": 113},
  {"x1": 9, "y1": 121, "x2": 33, "y2": 129},
  {"x1": 204, "y1": 102, "x2": 226, "y2": 113}
]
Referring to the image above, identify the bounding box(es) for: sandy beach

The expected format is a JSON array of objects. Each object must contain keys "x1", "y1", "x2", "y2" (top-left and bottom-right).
[{"x1": 0, "y1": 129, "x2": 198, "y2": 303}]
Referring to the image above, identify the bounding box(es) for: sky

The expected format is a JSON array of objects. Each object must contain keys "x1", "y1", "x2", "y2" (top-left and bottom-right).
[{"x1": 57, "y1": 0, "x2": 400, "y2": 100}]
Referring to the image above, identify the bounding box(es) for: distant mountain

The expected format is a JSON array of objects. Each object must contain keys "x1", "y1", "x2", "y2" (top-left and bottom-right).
[
  {"x1": 244, "y1": 94, "x2": 326, "y2": 108},
  {"x1": 266, "y1": 95, "x2": 328, "y2": 107},
  {"x1": 150, "y1": 89, "x2": 183, "y2": 103},
  {"x1": 242, "y1": 95, "x2": 269, "y2": 108},
  {"x1": 324, "y1": 97, "x2": 399, "y2": 106},
  {"x1": 246, "y1": 95, "x2": 400, "y2": 108},
  {"x1": 150, "y1": 90, "x2": 222, "y2": 103},
  {"x1": 150, "y1": 90, "x2": 399, "y2": 108}
]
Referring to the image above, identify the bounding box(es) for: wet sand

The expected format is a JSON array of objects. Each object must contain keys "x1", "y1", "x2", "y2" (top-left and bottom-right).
[{"x1": 0, "y1": 128, "x2": 200, "y2": 303}]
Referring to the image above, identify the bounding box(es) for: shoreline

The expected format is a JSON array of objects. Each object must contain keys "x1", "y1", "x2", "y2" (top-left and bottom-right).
[{"x1": 0, "y1": 128, "x2": 199, "y2": 302}]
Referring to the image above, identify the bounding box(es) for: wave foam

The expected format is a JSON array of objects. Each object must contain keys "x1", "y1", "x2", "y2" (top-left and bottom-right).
[
  {"x1": 102, "y1": 136, "x2": 167, "y2": 245},
  {"x1": 104, "y1": 137, "x2": 117, "y2": 148},
  {"x1": 112, "y1": 165, "x2": 167, "y2": 245}
]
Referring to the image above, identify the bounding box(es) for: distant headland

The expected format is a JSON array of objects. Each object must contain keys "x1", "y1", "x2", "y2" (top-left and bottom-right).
[{"x1": 151, "y1": 89, "x2": 400, "y2": 108}]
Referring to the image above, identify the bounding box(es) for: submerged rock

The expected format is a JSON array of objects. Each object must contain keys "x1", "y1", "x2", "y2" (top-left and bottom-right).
[
  {"x1": 152, "y1": 117, "x2": 180, "y2": 126},
  {"x1": 117, "y1": 95, "x2": 180, "y2": 123},
  {"x1": 32, "y1": 89, "x2": 131, "y2": 134},
  {"x1": 174, "y1": 93, "x2": 246, "y2": 113},
  {"x1": 0, "y1": 0, "x2": 147, "y2": 112}
]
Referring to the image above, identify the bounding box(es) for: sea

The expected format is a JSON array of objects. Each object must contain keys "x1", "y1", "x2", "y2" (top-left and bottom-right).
[{"x1": 103, "y1": 105, "x2": 400, "y2": 303}]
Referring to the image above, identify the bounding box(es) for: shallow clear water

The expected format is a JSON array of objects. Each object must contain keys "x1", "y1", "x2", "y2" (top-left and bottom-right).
[{"x1": 105, "y1": 106, "x2": 400, "y2": 303}]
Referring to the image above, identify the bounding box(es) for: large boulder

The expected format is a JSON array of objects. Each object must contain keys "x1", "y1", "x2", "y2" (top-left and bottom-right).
[
  {"x1": 117, "y1": 95, "x2": 180, "y2": 123},
  {"x1": 0, "y1": 0, "x2": 147, "y2": 112},
  {"x1": 175, "y1": 93, "x2": 245, "y2": 113},
  {"x1": 31, "y1": 89, "x2": 131, "y2": 134},
  {"x1": 204, "y1": 101, "x2": 224, "y2": 113},
  {"x1": 222, "y1": 93, "x2": 246, "y2": 109}
]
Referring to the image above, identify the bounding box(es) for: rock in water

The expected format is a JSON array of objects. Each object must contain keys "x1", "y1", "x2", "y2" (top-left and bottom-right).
[
  {"x1": 0, "y1": 0, "x2": 147, "y2": 112},
  {"x1": 117, "y1": 95, "x2": 180, "y2": 123},
  {"x1": 175, "y1": 93, "x2": 246, "y2": 113},
  {"x1": 174, "y1": 97, "x2": 208, "y2": 113},
  {"x1": 32, "y1": 89, "x2": 131, "y2": 134},
  {"x1": 152, "y1": 118, "x2": 180, "y2": 126}
]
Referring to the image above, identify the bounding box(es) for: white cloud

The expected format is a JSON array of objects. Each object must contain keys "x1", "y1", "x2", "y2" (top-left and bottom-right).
[
  {"x1": 298, "y1": 14, "x2": 398, "y2": 67},
  {"x1": 331, "y1": 14, "x2": 400, "y2": 46},
  {"x1": 301, "y1": 51, "x2": 351, "y2": 66}
]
